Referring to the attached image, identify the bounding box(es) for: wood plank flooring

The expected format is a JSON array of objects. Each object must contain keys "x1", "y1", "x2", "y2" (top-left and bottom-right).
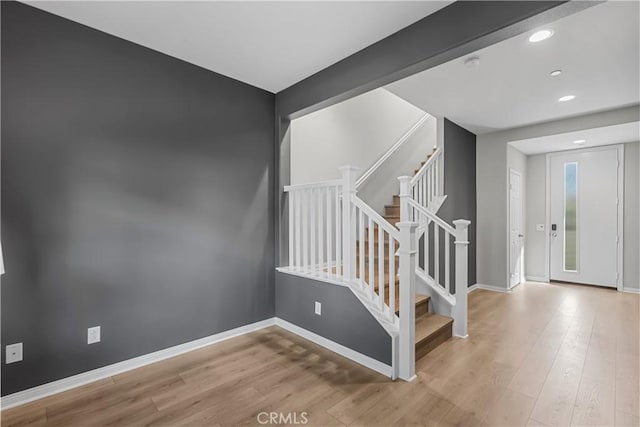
[{"x1": 2, "y1": 281, "x2": 638, "y2": 426}]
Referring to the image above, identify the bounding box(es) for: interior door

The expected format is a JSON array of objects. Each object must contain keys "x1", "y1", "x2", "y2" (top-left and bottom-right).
[
  {"x1": 509, "y1": 169, "x2": 523, "y2": 288},
  {"x1": 549, "y1": 147, "x2": 619, "y2": 287}
]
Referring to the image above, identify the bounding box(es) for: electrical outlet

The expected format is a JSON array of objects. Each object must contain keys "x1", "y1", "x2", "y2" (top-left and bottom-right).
[
  {"x1": 315, "y1": 301, "x2": 322, "y2": 316},
  {"x1": 87, "y1": 326, "x2": 101, "y2": 344},
  {"x1": 6, "y1": 343, "x2": 23, "y2": 364}
]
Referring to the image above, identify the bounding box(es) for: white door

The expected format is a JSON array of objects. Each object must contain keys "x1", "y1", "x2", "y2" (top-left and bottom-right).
[
  {"x1": 509, "y1": 169, "x2": 524, "y2": 288},
  {"x1": 549, "y1": 147, "x2": 620, "y2": 287}
]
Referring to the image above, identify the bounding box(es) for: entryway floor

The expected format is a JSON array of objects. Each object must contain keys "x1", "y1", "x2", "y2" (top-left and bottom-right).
[{"x1": 2, "y1": 282, "x2": 638, "y2": 426}]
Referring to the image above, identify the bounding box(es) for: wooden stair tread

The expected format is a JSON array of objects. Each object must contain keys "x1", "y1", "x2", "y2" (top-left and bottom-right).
[{"x1": 415, "y1": 313, "x2": 453, "y2": 344}]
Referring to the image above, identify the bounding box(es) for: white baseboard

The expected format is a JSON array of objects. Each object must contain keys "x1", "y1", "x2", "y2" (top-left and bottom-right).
[
  {"x1": 0, "y1": 318, "x2": 276, "y2": 410},
  {"x1": 622, "y1": 287, "x2": 640, "y2": 294},
  {"x1": 468, "y1": 283, "x2": 512, "y2": 294},
  {"x1": 526, "y1": 276, "x2": 548, "y2": 283},
  {"x1": 274, "y1": 318, "x2": 393, "y2": 379}
]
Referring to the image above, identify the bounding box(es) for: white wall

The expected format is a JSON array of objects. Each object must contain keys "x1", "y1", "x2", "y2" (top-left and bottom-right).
[
  {"x1": 477, "y1": 105, "x2": 639, "y2": 290},
  {"x1": 290, "y1": 88, "x2": 426, "y2": 185},
  {"x1": 525, "y1": 154, "x2": 546, "y2": 280}
]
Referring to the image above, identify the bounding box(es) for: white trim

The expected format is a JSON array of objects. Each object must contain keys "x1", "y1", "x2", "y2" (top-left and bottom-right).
[
  {"x1": 546, "y1": 145, "x2": 624, "y2": 290},
  {"x1": 469, "y1": 283, "x2": 512, "y2": 293},
  {"x1": 275, "y1": 267, "x2": 348, "y2": 288},
  {"x1": 0, "y1": 318, "x2": 276, "y2": 410},
  {"x1": 622, "y1": 287, "x2": 640, "y2": 294},
  {"x1": 526, "y1": 275, "x2": 548, "y2": 282},
  {"x1": 508, "y1": 168, "x2": 525, "y2": 289},
  {"x1": 274, "y1": 318, "x2": 394, "y2": 378}
]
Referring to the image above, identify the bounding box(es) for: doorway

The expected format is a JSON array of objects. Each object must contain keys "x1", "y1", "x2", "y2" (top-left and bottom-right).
[
  {"x1": 509, "y1": 169, "x2": 524, "y2": 288},
  {"x1": 547, "y1": 146, "x2": 623, "y2": 288}
]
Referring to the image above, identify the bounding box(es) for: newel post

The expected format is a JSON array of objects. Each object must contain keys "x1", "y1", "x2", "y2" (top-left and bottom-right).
[
  {"x1": 397, "y1": 220, "x2": 417, "y2": 381},
  {"x1": 453, "y1": 219, "x2": 471, "y2": 338},
  {"x1": 398, "y1": 176, "x2": 412, "y2": 222},
  {"x1": 340, "y1": 166, "x2": 359, "y2": 282}
]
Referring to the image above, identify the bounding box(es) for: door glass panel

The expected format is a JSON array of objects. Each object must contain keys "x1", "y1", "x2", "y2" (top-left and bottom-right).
[{"x1": 564, "y1": 162, "x2": 577, "y2": 271}]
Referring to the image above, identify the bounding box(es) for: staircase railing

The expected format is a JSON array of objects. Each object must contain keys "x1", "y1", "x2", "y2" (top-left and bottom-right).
[
  {"x1": 284, "y1": 179, "x2": 343, "y2": 280},
  {"x1": 282, "y1": 159, "x2": 469, "y2": 381},
  {"x1": 399, "y1": 177, "x2": 470, "y2": 338},
  {"x1": 410, "y1": 146, "x2": 443, "y2": 211}
]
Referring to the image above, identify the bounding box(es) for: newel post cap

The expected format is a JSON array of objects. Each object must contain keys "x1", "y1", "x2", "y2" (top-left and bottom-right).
[{"x1": 453, "y1": 219, "x2": 471, "y2": 229}]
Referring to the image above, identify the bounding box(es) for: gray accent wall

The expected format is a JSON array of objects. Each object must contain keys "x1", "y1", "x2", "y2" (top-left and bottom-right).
[
  {"x1": 1, "y1": 2, "x2": 275, "y2": 395},
  {"x1": 275, "y1": 272, "x2": 392, "y2": 365},
  {"x1": 440, "y1": 119, "x2": 477, "y2": 286}
]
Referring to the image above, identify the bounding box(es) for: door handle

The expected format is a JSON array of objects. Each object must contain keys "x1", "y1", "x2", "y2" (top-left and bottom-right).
[
  {"x1": 551, "y1": 232, "x2": 558, "y2": 237},
  {"x1": 518, "y1": 234, "x2": 524, "y2": 238}
]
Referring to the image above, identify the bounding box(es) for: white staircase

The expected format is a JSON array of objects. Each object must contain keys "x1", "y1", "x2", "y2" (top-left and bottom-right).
[{"x1": 279, "y1": 145, "x2": 471, "y2": 380}]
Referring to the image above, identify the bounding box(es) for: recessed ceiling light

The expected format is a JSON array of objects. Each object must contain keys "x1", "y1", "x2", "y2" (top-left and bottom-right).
[
  {"x1": 529, "y1": 29, "x2": 554, "y2": 43},
  {"x1": 573, "y1": 139, "x2": 586, "y2": 144},
  {"x1": 558, "y1": 95, "x2": 576, "y2": 102},
  {"x1": 550, "y1": 70, "x2": 562, "y2": 77}
]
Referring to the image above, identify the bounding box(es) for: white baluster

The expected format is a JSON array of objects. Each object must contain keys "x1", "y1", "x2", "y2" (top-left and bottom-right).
[
  {"x1": 335, "y1": 185, "x2": 341, "y2": 279},
  {"x1": 445, "y1": 232, "x2": 450, "y2": 294},
  {"x1": 434, "y1": 224, "x2": 440, "y2": 287},
  {"x1": 326, "y1": 187, "x2": 332, "y2": 274},
  {"x1": 318, "y1": 188, "x2": 324, "y2": 275},
  {"x1": 295, "y1": 191, "x2": 301, "y2": 271},
  {"x1": 288, "y1": 191, "x2": 293, "y2": 268},
  {"x1": 302, "y1": 190, "x2": 309, "y2": 273},
  {"x1": 310, "y1": 189, "x2": 316, "y2": 274},
  {"x1": 368, "y1": 217, "x2": 374, "y2": 298},
  {"x1": 389, "y1": 237, "x2": 396, "y2": 322},
  {"x1": 378, "y1": 226, "x2": 384, "y2": 310},
  {"x1": 359, "y1": 208, "x2": 365, "y2": 286}
]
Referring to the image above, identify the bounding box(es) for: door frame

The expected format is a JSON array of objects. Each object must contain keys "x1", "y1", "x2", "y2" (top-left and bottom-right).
[
  {"x1": 544, "y1": 144, "x2": 624, "y2": 290},
  {"x1": 509, "y1": 168, "x2": 524, "y2": 289}
]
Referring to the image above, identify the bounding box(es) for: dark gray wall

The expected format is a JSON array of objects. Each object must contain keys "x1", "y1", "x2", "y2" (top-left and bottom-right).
[
  {"x1": 440, "y1": 119, "x2": 477, "y2": 287},
  {"x1": 275, "y1": 272, "x2": 392, "y2": 365},
  {"x1": 1, "y1": 2, "x2": 275, "y2": 396}
]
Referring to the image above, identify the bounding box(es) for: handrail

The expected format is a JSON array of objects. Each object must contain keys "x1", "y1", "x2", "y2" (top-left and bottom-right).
[
  {"x1": 284, "y1": 179, "x2": 342, "y2": 192},
  {"x1": 355, "y1": 113, "x2": 430, "y2": 190},
  {"x1": 352, "y1": 195, "x2": 400, "y2": 241},
  {"x1": 410, "y1": 146, "x2": 441, "y2": 187},
  {"x1": 407, "y1": 198, "x2": 455, "y2": 235}
]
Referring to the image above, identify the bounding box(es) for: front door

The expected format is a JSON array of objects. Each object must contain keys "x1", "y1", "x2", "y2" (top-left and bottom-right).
[{"x1": 549, "y1": 147, "x2": 620, "y2": 287}]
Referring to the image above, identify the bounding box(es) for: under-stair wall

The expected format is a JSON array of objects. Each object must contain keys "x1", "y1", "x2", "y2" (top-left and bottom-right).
[{"x1": 275, "y1": 271, "x2": 393, "y2": 367}]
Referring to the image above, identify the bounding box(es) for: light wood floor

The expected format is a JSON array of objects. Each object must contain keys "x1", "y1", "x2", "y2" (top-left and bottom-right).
[{"x1": 3, "y1": 282, "x2": 639, "y2": 426}]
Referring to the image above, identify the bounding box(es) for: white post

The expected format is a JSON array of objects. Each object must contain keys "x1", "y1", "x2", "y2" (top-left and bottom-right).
[
  {"x1": 398, "y1": 176, "x2": 412, "y2": 222},
  {"x1": 453, "y1": 219, "x2": 471, "y2": 338},
  {"x1": 340, "y1": 166, "x2": 359, "y2": 282},
  {"x1": 397, "y1": 221, "x2": 417, "y2": 381}
]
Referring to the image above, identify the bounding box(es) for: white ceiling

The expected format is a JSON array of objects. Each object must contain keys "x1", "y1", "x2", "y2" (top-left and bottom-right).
[
  {"x1": 26, "y1": 1, "x2": 452, "y2": 93},
  {"x1": 509, "y1": 121, "x2": 640, "y2": 155},
  {"x1": 386, "y1": 1, "x2": 640, "y2": 135}
]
